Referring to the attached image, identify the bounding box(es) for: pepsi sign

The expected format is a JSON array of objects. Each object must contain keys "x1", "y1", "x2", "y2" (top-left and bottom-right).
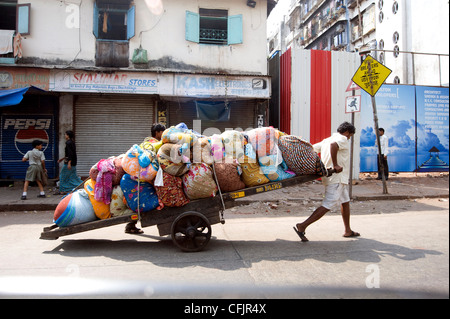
[{"x1": 1, "y1": 115, "x2": 55, "y2": 179}]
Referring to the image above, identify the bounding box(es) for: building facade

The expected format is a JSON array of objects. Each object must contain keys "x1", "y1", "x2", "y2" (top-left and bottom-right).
[
  {"x1": 268, "y1": 0, "x2": 449, "y2": 85},
  {"x1": 0, "y1": 0, "x2": 276, "y2": 179}
]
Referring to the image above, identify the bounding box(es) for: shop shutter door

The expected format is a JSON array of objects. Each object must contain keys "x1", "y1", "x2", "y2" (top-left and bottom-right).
[
  {"x1": 75, "y1": 95, "x2": 154, "y2": 176},
  {"x1": 168, "y1": 100, "x2": 256, "y2": 134}
]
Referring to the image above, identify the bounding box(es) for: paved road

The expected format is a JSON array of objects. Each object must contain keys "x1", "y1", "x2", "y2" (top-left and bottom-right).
[{"x1": 0, "y1": 198, "x2": 448, "y2": 299}]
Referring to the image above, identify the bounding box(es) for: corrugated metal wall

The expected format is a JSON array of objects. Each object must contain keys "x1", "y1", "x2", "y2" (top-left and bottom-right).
[
  {"x1": 291, "y1": 48, "x2": 311, "y2": 141},
  {"x1": 280, "y1": 48, "x2": 291, "y2": 134},
  {"x1": 310, "y1": 50, "x2": 332, "y2": 145},
  {"x1": 279, "y1": 48, "x2": 362, "y2": 178}
]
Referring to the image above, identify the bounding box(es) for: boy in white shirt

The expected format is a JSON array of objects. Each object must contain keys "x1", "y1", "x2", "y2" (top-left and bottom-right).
[
  {"x1": 21, "y1": 140, "x2": 47, "y2": 200},
  {"x1": 294, "y1": 122, "x2": 360, "y2": 242}
]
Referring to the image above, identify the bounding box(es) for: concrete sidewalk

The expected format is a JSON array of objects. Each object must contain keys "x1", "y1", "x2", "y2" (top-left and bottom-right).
[{"x1": 0, "y1": 173, "x2": 448, "y2": 212}]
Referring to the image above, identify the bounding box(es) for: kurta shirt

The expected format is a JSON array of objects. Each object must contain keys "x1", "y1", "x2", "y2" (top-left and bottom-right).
[{"x1": 313, "y1": 133, "x2": 350, "y2": 186}]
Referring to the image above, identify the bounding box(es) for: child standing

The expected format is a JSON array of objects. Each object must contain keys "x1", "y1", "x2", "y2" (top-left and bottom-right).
[{"x1": 21, "y1": 140, "x2": 47, "y2": 200}]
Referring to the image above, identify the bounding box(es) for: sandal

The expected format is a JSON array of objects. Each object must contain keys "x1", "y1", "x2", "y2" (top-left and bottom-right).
[
  {"x1": 343, "y1": 231, "x2": 361, "y2": 238},
  {"x1": 125, "y1": 225, "x2": 144, "y2": 234},
  {"x1": 293, "y1": 227, "x2": 309, "y2": 242}
]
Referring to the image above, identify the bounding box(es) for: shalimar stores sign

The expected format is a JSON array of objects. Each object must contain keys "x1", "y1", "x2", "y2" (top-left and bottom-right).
[{"x1": 49, "y1": 70, "x2": 270, "y2": 98}]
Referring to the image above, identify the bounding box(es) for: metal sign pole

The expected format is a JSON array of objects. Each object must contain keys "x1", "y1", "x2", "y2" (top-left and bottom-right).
[
  {"x1": 349, "y1": 91, "x2": 355, "y2": 199},
  {"x1": 368, "y1": 60, "x2": 388, "y2": 194}
]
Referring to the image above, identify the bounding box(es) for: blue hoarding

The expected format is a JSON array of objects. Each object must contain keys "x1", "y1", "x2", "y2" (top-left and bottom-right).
[{"x1": 360, "y1": 85, "x2": 449, "y2": 172}]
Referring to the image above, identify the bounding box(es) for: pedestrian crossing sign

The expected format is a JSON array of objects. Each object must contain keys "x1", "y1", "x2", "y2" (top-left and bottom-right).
[{"x1": 352, "y1": 55, "x2": 392, "y2": 97}]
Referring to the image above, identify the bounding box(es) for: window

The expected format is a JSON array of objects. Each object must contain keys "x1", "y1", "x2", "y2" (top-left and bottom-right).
[
  {"x1": 393, "y1": 45, "x2": 400, "y2": 58},
  {"x1": 379, "y1": 11, "x2": 384, "y2": 23},
  {"x1": 0, "y1": 2, "x2": 30, "y2": 35},
  {"x1": 93, "y1": 1, "x2": 135, "y2": 41},
  {"x1": 393, "y1": 31, "x2": 399, "y2": 44},
  {"x1": 186, "y1": 9, "x2": 243, "y2": 45},
  {"x1": 392, "y1": 1, "x2": 399, "y2": 14}
]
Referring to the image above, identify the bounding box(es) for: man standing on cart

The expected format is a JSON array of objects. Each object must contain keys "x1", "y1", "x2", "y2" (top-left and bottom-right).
[
  {"x1": 294, "y1": 122, "x2": 360, "y2": 242},
  {"x1": 125, "y1": 123, "x2": 166, "y2": 234}
]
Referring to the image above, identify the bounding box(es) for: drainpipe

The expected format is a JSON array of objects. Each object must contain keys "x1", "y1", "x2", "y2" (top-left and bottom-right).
[{"x1": 344, "y1": 0, "x2": 351, "y2": 52}]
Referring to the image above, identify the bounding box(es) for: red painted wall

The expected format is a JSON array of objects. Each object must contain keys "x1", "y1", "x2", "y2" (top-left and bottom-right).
[
  {"x1": 309, "y1": 50, "x2": 331, "y2": 144},
  {"x1": 280, "y1": 48, "x2": 291, "y2": 134}
]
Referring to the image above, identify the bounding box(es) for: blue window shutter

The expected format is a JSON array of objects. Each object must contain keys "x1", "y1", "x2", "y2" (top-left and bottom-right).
[
  {"x1": 16, "y1": 4, "x2": 30, "y2": 35},
  {"x1": 185, "y1": 11, "x2": 199, "y2": 43},
  {"x1": 127, "y1": 6, "x2": 135, "y2": 40},
  {"x1": 228, "y1": 14, "x2": 243, "y2": 45},
  {"x1": 93, "y1": 2, "x2": 99, "y2": 38}
]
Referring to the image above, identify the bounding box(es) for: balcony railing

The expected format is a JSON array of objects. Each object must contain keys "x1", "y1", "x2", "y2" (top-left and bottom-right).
[{"x1": 199, "y1": 28, "x2": 228, "y2": 45}]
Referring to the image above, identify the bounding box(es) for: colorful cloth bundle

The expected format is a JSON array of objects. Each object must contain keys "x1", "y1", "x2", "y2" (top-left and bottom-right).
[
  {"x1": 155, "y1": 171, "x2": 190, "y2": 207},
  {"x1": 278, "y1": 135, "x2": 326, "y2": 176},
  {"x1": 157, "y1": 143, "x2": 190, "y2": 176},
  {"x1": 246, "y1": 127, "x2": 283, "y2": 158},
  {"x1": 140, "y1": 137, "x2": 163, "y2": 154},
  {"x1": 240, "y1": 143, "x2": 270, "y2": 187},
  {"x1": 182, "y1": 163, "x2": 218, "y2": 200},
  {"x1": 192, "y1": 137, "x2": 213, "y2": 164},
  {"x1": 109, "y1": 185, "x2": 134, "y2": 217},
  {"x1": 122, "y1": 144, "x2": 159, "y2": 182},
  {"x1": 210, "y1": 134, "x2": 225, "y2": 163},
  {"x1": 84, "y1": 178, "x2": 111, "y2": 219},
  {"x1": 221, "y1": 130, "x2": 245, "y2": 162},
  {"x1": 213, "y1": 162, "x2": 245, "y2": 192},
  {"x1": 258, "y1": 155, "x2": 295, "y2": 181},
  {"x1": 94, "y1": 158, "x2": 115, "y2": 205},
  {"x1": 161, "y1": 125, "x2": 198, "y2": 147},
  {"x1": 53, "y1": 189, "x2": 97, "y2": 227},
  {"x1": 89, "y1": 156, "x2": 125, "y2": 186},
  {"x1": 120, "y1": 174, "x2": 162, "y2": 213}
]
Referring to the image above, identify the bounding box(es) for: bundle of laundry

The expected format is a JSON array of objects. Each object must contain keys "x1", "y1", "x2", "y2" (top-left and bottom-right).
[
  {"x1": 109, "y1": 185, "x2": 134, "y2": 217},
  {"x1": 84, "y1": 178, "x2": 111, "y2": 219},
  {"x1": 89, "y1": 156, "x2": 125, "y2": 186},
  {"x1": 221, "y1": 130, "x2": 245, "y2": 162},
  {"x1": 161, "y1": 124, "x2": 199, "y2": 148},
  {"x1": 213, "y1": 161, "x2": 245, "y2": 192},
  {"x1": 278, "y1": 135, "x2": 327, "y2": 176},
  {"x1": 192, "y1": 137, "x2": 213, "y2": 165},
  {"x1": 155, "y1": 171, "x2": 190, "y2": 207},
  {"x1": 182, "y1": 163, "x2": 218, "y2": 200},
  {"x1": 122, "y1": 144, "x2": 159, "y2": 183},
  {"x1": 53, "y1": 189, "x2": 97, "y2": 227},
  {"x1": 140, "y1": 137, "x2": 163, "y2": 153},
  {"x1": 246, "y1": 127, "x2": 284, "y2": 158},
  {"x1": 157, "y1": 143, "x2": 190, "y2": 176},
  {"x1": 120, "y1": 174, "x2": 162, "y2": 213},
  {"x1": 210, "y1": 134, "x2": 225, "y2": 163},
  {"x1": 240, "y1": 143, "x2": 270, "y2": 187},
  {"x1": 258, "y1": 155, "x2": 295, "y2": 182}
]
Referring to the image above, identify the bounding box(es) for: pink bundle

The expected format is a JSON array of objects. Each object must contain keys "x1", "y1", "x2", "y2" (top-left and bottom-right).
[{"x1": 94, "y1": 158, "x2": 115, "y2": 204}]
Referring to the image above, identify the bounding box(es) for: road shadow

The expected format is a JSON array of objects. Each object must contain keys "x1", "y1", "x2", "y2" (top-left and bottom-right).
[{"x1": 43, "y1": 236, "x2": 443, "y2": 271}]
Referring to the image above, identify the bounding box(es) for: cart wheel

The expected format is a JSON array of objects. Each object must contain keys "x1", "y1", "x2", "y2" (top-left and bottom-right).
[{"x1": 171, "y1": 211, "x2": 212, "y2": 252}]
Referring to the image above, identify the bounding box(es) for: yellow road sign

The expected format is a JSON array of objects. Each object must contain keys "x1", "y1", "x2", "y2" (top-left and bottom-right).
[{"x1": 352, "y1": 55, "x2": 392, "y2": 97}]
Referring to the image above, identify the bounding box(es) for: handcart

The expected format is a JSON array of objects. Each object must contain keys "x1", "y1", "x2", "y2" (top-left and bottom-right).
[{"x1": 40, "y1": 170, "x2": 332, "y2": 252}]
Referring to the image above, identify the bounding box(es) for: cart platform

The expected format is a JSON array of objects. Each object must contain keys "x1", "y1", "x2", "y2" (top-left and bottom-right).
[{"x1": 40, "y1": 173, "x2": 325, "y2": 251}]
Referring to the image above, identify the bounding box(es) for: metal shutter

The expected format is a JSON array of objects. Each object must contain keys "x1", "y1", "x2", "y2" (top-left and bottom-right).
[
  {"x1": 75, "y1": 94, "x2": 155, "y2": 176},
  {"x1": 167, "y1": 99, "x2": 256, "y2": 134}
]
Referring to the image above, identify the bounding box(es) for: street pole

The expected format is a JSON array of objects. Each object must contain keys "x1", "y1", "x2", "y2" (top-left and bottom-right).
[
  {"x1": 349, "y1": 90, "x2": 355, "y2": 199},
  {"x1": 368, "y1": 60, "x2": 388, "y2": 194}
]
